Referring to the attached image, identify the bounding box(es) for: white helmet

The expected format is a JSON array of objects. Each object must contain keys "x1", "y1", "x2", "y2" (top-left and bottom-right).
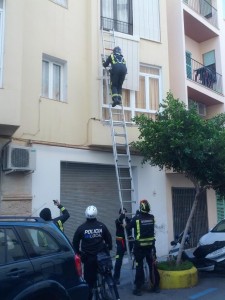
[{"x1": 85, "y1": 205, "x2": 98, "y2": 219}]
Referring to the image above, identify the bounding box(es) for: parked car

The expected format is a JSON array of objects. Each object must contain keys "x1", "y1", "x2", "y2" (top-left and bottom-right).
[
  {"x1": 198, "y1": 219, "x2": 225, "y2": 245},
  {"x1": 0, "y1": 216, "x2": 89, "y2": 300}
]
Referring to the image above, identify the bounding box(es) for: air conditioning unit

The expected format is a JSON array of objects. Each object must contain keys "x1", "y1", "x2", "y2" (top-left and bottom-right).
[{"x1": 2, "y1": 144, "x2": 36, "y2": 172}]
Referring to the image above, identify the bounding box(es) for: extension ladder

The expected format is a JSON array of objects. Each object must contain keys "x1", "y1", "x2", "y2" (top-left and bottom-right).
[{"x1": 101, "y1": 27, "x2": 136, "y2": 286}]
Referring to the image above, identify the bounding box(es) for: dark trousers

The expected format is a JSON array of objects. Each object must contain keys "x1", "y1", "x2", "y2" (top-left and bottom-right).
[
  {"x1": 83, "y1": 255, "x2": 98, "y2": 300},
  {"x1": 114, "y1": 239, "x2": 126, "y2": 280},
  {"x1": 134, "y1": 246, "x2": 160, "y2": 290},
  {"x1": 110, "y1": 64, "x2": 126, "y2": 101}
]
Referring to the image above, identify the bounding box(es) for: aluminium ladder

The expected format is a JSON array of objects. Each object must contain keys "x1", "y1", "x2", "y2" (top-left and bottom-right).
[{"x1": 101, "y1": 28, "x2": 136, "y2": 286}]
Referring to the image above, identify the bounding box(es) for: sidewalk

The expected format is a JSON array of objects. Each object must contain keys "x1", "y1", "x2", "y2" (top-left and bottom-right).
[{"x1": 117, "y1": 262, "x2": 225, "y2": 300}]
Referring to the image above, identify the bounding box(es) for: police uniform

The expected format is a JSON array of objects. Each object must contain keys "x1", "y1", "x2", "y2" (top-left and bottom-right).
[
  {"x1": 73, "y1": 218, "x2": 112, "y2": 300},
  {"x1": 103, "y1": 49, "x2": 127, "y2": 106},
  {"x1": 126, "y1": 210, "x2": 160, "y2": 294},
  {"x1": 113, "y1": 213, "x2": 132, "y2": 283}
]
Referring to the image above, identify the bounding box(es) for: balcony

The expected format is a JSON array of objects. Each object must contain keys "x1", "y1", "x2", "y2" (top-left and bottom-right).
[
  {"x1": 183, "y1": 0, "x2": 219, "y2": 42},
  {"x1": 186, "y1": 57, "x2": 222, "y2": 94},
  {"x1": 101, "y1": 16, "x2": 133, "y2": 35},
  {"x1": 183, "y1": 0, "x2": 218, "y2": 27}
]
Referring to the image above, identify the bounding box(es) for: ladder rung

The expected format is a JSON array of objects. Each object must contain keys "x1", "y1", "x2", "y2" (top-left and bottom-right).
[
  {"x1": 115, "y1": 133, "x2": 126, "y2": 137},
  {"x1": 117, "y1": 154, "x2": 129, "y2": 157},
  {"x1": 112, "y1": 120, "x2": 124, "y2": 125},
  {"x1": 115, "y1": 143, "x2": 126, "y2": 147},
  {"x1": 119, "y1": 177, "x2": 132, "y2": 180},
  {"x1": 116, "y1": 165, "x2": 130, "y2": 169},
  {"x1": 122, "y1": 201, "x2": 136, "y2": 204},
  {"x1": 119, "y1": 188, "x2": 134, "y2": 191}
]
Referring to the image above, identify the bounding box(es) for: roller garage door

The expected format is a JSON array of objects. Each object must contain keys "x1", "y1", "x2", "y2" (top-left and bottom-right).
[{"x1": 60, "y1": 162, "x2": 131, "y2": 253}]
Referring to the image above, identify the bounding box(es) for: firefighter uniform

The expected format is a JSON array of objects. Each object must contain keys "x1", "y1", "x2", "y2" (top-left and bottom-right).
[
  {"x1": 73, "y1": 217, "x2": 112, "y2": 300},
  {"x1": 103, "y1": 47, "x2": 127, "y2": 106},
  {"x1": 126, "y1": 205, "x2": 160, "y2": 295},
  {"x1": 113, "y1": 212, "x2": 132, "y2": 284},
  {"x1": 39, "y1": 204, "x2": 70, "y2": 232}
]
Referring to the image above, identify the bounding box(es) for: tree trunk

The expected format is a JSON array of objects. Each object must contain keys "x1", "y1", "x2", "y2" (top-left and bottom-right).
[{"x1": 176, "y1": 185, "x2": 202, "y2": 265}]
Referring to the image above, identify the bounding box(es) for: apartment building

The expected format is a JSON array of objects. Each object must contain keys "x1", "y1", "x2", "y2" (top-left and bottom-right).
[
  {"x1": 0, "y1": 0, "x2": 223, "y2": 256},
  {"x1": 166, "y1": 0, "x2": 225, "y2": 246}
]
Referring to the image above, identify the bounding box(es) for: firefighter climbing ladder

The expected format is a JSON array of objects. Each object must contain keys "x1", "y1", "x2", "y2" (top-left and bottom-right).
[{"x1": 101, "y1": 28, "x2": 136, "y2": 286}]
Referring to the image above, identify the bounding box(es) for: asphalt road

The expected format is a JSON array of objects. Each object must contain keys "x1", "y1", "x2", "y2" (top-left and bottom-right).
[{"x1": 117, "y1": 263, "x2": 225, "y2": 300}]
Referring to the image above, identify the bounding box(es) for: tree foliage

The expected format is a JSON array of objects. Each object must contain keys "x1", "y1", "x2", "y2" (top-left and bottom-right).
[
  {"x1": 131, "y1": 92, "x2": 225, "y2": 264},
  {"x1": 132, "y1": 92, "x2": 225, "y2": 196}
]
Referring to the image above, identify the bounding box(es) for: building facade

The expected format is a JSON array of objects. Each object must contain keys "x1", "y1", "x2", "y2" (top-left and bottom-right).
[{"x1": 0, "y1": 0, "x2": 224, "y2": 256}]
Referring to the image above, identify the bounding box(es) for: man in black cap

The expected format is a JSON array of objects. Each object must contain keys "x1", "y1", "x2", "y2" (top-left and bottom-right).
[{"x1": 39, "y1": 200, "x2": 70, "y2": 232}]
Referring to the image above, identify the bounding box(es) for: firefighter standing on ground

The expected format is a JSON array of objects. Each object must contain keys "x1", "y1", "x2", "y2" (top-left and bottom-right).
[
  {"x1": 72, "y1": 205, "x2": 112, "y2": 300},
  {"x1": 102, "y1": 46, "x2": 127, "y2": 107},
  {"x1": 113, "y1": 207, "x2": 133, "y2": 285},
  {"x1": 39, "y1": 199, "x2": 70, "y2": 232},
  {"x1": 124, "y1": 199, "x2": 160, "y2": 296}
]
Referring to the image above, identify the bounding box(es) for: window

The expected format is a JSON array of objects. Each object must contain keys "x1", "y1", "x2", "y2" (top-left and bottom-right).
[
  {"x1": 203, "y1": 50, "x2": 215, "y2": 70},
  {"x1": 101, "y1": 0, "x2": 133, "y2": 35},
  {"x1": 42, "y1": 54, "x2": 67, "y2": 101},
  {"x1": 186, "y1": 52, "x2": 192, "y2": 80},
  {"x1": 20, "y1": 228, "x2": 61, "y2": 257},
  {"x1": 0, "y1": 228, "x2": 26, "y2": 264},
  {"x1": 102, "y1": 64, "x2": 161, "y2": 121},
  {"x1": 0, "y1": 0, "x2": 5, "y2": 87},
  {"x1": 217, "y1": 194, "x2": 225, "y2": 222},
  {"x1": 135, "y1": 65, "x2": 161, "y2": 115},
  {"x1": 200, "y1": 0, "x2": 212, "y2": 19},
  {"x1": 50, "y1": 0, "x2": 68, "y2": 8}
]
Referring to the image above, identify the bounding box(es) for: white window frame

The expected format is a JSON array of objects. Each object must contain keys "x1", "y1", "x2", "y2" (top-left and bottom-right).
[
  {"x1": 0, "y1": 0, "x2": 5, "y2": 88},
  {"x1": 101, "y1": 64, "x2": 162, "y2": 122},
  {"x1": 42, "y1": 54, "x2": 67, "y2": 102},
  {"x1": 50, "y1": 0, "x2": 68, "y2": 8}
]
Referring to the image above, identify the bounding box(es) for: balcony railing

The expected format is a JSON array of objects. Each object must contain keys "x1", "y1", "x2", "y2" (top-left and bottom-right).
[
  {"x1": 186, "y1": 56, "x2": 222, "y2": 94},
  {"x1": 183, "y1": 0, "x2": 218, "y2": 28},
  {"x1": 101, "y1": 16, "x2": 133, "y2": 35}
]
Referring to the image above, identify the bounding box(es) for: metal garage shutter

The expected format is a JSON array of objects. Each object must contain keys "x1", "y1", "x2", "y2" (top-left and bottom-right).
[
  {"x1": 172, "y1": 187, "x2": 208, "y2": 247},
  {"x1": 60, "y1": 162, "x2": 131, "y2": 254}
]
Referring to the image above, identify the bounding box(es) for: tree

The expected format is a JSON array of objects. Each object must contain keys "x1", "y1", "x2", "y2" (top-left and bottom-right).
[{"x1": 131, "y1": 92, "x2": 225, "y2": 264}]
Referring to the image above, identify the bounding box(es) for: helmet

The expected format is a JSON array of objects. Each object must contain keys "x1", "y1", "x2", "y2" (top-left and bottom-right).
[
  {"x1": 139, "y1": 199, "x2": 150, "y2": 213},
  {"x1": 40, "y1": 208, "x2": 52, "y2": 221},
  {"x1": 113, "y1": 46, "x2": 122, "y2": 55},
  {"x1": 85, "y1": 205, "x2": 98, "y2": 219}
]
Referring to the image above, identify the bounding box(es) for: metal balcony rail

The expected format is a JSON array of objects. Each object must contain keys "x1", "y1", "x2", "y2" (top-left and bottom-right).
[
  {"x1": 186, "y1": 56, "x2": 222, "y2": 94},
  {"x1": 183, "y1": 0, "x2": 218, "y2": 28},
  {"x1": 101, "y1": 16, "x2": 133, "y2": 35}
]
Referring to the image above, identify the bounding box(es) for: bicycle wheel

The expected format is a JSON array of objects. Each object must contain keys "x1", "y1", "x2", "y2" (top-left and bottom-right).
[
  {"x1": 103, "y1": 275, "x2": 119, "y2": 300},
  {"x1": 96, "y1": 273, "x2": 119, "y2": 300}
]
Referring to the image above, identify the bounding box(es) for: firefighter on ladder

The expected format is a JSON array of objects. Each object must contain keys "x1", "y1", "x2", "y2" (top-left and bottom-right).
[{"x1": 102, "y1": 46, "x2": 127, "y2": 107}]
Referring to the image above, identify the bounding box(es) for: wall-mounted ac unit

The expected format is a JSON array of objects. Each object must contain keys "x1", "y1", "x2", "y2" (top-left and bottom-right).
[{"x1": 2, "y1": 144, "x2": 36, "y2": 172}]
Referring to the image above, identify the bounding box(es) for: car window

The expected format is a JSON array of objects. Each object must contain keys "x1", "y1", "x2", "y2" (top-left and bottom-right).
[
  {"x1": 0, "y1": 228, "x2": 26, "y2": 264},
  {"x1": 0, "y1": 229, "x2": 6, "y2": 264},
  {"x1": 212, "y1": 220, "x2": 225, "y2": 232},
  {"x1": 20, "y1": 227, "x2": 61, "y2": 257}
]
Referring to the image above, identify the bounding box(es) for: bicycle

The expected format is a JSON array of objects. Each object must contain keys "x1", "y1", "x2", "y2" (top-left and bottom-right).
[{"x1": 93, "y1": 251, "x2": 120, "y2": 300}]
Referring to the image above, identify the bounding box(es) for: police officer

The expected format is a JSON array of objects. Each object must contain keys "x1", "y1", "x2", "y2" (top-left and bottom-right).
[
  {"x1": 125, "y1": 199, "x2": 160, "y2": 296},
  {"x1": 39, "y1": 199, "x2": 70, "y2": 232},
  {"x1": 103, "y1": 46, "x2": 127, "y2": 107},
  {"x1": 113, "y1": 207, "x2": 133, "y2": 285},
  {"x1": 72, "y1": 205, "x2": 112, "y2": 300}
]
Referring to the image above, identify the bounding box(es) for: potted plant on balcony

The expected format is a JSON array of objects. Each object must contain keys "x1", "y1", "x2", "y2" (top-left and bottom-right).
[{"x1": 131, "y1": 92, "x2": 225, "y2": 288}]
